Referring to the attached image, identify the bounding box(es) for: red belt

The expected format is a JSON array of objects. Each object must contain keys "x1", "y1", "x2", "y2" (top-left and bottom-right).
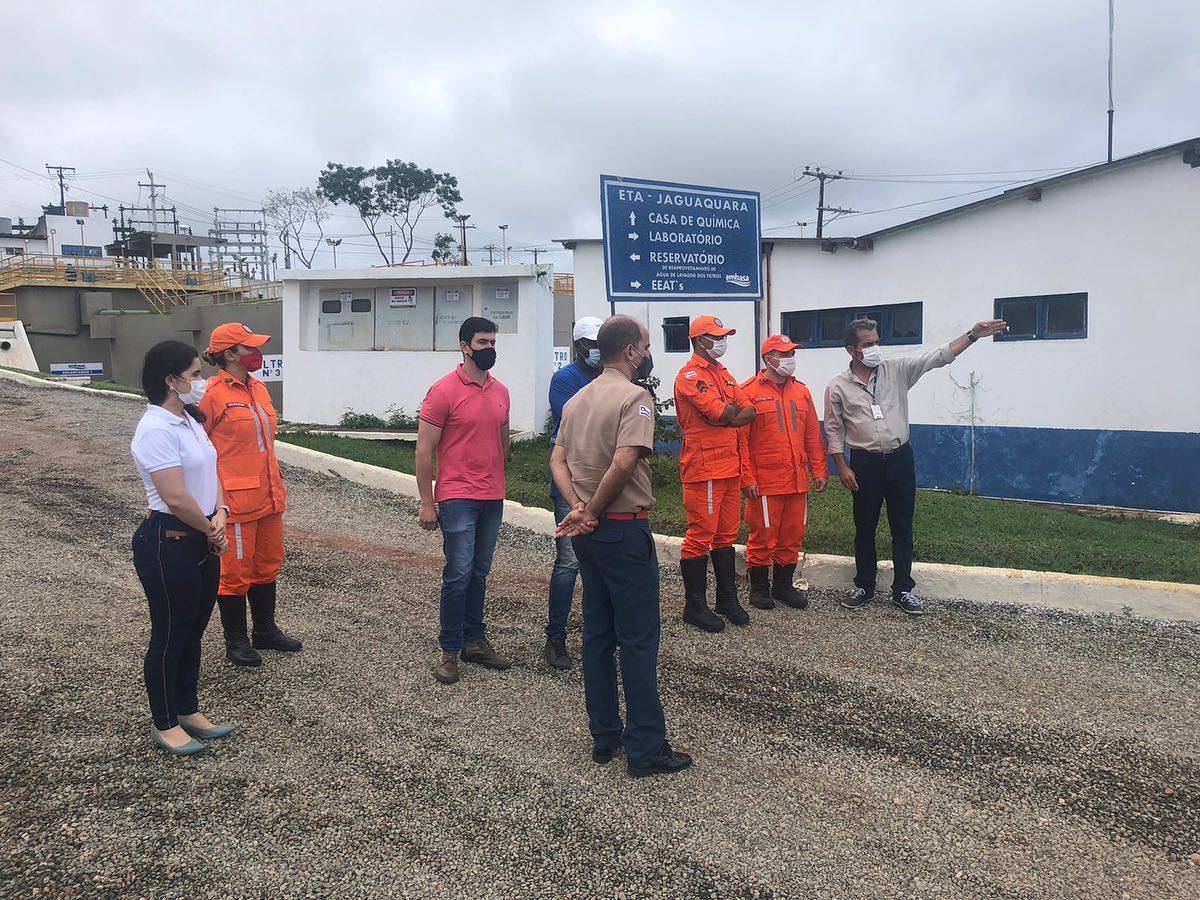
[{"x1": 604, "y1": 510, "x2": 649, "y2": 520}]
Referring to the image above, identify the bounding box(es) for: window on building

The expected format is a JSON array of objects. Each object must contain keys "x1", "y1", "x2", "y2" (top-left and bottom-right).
[
  {"x1": 321, "y1": 299, "x2": 342, "y2": 314},
  {"x1": 781, "y1": 301, "x2": 923, "y2": 348},
  {"x1": 662, "y1": 316, "x2": 691, "y2": 353},
  {"x1": 350, "y1": 298, "x2": 372, "y2": 313},
  {"x1": 994, "y1": 293, "x2": 1087, "y2": 341}
]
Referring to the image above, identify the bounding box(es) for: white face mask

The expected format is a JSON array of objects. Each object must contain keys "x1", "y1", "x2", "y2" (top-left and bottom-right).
[
  {"x1": 585, "y1": 347, "x2": 601, "y2": 368},
  {"x1": 707, "y1": 336, "x2": 728, "y2": 359},
  {"x1": 770, "y1": 355, "x2": 796, "y2": 377},
  {"x1": 175, "y1": 378, "x2": 207, "y2": 405},
  {"x1": 859, "y1": 344, "x2": 883, "y2": 368}
]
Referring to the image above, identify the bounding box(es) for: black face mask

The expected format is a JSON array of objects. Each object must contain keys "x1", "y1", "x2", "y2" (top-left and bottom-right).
[
  {"x1": 633, "y1": 348, "x2": 654, "y2": 381},
  {"x1": 470, "y1": 347, "x2": 497, "y2": 371}
]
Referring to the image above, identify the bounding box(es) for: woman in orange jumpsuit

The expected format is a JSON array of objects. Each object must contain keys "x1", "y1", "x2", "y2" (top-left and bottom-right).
[{"x1": 199, "y1": 322, "x2": 301, "y2": 667}]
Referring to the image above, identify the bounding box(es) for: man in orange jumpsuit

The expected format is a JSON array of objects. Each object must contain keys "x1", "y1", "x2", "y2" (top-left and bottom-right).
[
  {"x1": 199, "y1": 323, "x2": 300, "y2": 667},
  {"x1": 673, "y1": 315, "x2": 756, "y2": 633},
  {"x1": 740, "y1": 334, "x2": 829, "y2": 610}
]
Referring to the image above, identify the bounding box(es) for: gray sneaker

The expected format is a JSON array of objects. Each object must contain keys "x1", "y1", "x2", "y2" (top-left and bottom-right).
[
  {"x1": 892, "y1": 591, "x2": 925, "y2": 616},
  {"x1": 841, "y1": 587, "x2": 872, "y2": 610}
]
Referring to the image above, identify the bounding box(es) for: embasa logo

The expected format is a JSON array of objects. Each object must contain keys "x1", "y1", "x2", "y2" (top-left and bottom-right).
[{"x1": 725, "y1": 274, "x2": 751, "y2": 288}]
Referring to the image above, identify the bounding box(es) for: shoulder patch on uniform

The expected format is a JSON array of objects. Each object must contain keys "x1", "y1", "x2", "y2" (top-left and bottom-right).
[
  {"x1": 684, "y1": 370, "x2": 697, "y2": 379},
  {"x1": 637, "y1": 404, "x2": 653, "y2": 419}
]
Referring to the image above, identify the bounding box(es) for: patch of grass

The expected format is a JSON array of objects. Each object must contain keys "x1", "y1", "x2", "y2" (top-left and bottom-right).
[
  {"x1": 0, "y1": 365, "x2": 143, "y2": 396},
  {"x1": 276, "y1": 432, "x2": 1200, "y2": 585}
]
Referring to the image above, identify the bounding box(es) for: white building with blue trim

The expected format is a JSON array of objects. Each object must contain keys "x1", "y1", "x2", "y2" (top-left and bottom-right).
[{"x1": 560, "y1": 137, "x2": 1200, "y2": 514}]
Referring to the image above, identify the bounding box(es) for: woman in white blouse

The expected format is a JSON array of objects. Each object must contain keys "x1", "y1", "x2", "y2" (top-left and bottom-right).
[{"x1": 131, "y1": 340, "x2": 235, "y2": 756}]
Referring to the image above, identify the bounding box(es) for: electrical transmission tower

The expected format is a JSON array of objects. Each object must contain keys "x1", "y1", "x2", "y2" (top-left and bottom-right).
[{"x1": 210, "y1": 207, "x2": 269, "y2": 280}]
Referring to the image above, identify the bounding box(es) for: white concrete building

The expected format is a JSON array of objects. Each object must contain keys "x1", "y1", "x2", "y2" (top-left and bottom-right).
[
  {"x1": 560, "y1": 138, "x2": 1200, "y2": 513},
  {"x1": 0, "y1": 202, "x2": 113, "y2": 258},
  {"x1": 280, "y1": 265, "x2": 555, "y2": 435}
]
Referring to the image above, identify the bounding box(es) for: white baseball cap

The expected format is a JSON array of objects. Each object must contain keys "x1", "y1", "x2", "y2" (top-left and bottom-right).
[{"x1": 572, "y1": 316, "x2": 603, "y2": 342}]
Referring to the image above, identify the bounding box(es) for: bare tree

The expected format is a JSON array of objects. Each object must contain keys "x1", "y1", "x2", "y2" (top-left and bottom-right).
[{"x1": 263, "y1": 188, "x2": 331, "y2": 269}]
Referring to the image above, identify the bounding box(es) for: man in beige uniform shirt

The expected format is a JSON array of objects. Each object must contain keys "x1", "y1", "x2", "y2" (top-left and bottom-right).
[
  {"x1": 551, "y1": 315, "x2": 692, "y2": 779},
  {"x1": 825, "y1": 315, "x2": 1006, "y2": 615}
]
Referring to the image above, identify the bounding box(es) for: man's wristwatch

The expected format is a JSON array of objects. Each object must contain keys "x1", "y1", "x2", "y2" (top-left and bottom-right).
[
  {"x1": 216, "y1": 504, "x2": 230, "y2": 516},
  {"x1": 967, "y1": 331, "x2": 978, "y2": 343}
]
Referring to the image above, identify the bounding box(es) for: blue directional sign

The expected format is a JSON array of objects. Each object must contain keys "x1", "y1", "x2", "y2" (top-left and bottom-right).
[{"x1": 601, "y1": 174, "x2": 761, "y2": 301}]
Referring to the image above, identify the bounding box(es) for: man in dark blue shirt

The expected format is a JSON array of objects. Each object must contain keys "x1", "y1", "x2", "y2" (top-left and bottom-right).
[{"x1": 544, "y1": 316, "x2": 604, "y2": 669}]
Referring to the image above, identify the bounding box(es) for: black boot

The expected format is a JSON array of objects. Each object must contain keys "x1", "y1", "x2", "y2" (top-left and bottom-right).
[
  {"x1": 680, "y1": 555, "x2": 725, "y2": 633},
  {"x1": 218, "y1": 595, "x2": 263, "y2": 667},
  {"x1": 249, "y1": 582, "x2": 303, "y2": 652},
  {"x1": 772, "y1": 563, "x2": 809, "y2": 609},
  {"x1": 748, "y1": 566, "x2": 774, "y2": 610},
  {"x1": 711, "y1": 547, "x2": 749, "y2": 626}
]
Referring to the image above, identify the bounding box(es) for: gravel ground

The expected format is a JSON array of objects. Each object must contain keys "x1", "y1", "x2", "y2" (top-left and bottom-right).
[{"x1": 1, "y1": 376, "x2": 1198, "y2": 899}]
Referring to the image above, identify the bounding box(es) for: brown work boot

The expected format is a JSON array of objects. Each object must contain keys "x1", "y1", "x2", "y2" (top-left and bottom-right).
[
  {"x1": 461, "y1": 638, "x2": 513, "y2": 670},
  {"x1": 434, "y1": 651, "x2": 460, "y2": 684}
]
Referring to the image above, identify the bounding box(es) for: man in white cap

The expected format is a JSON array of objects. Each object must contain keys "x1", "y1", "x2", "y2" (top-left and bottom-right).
[{"x1": 543, "y1": 316, "x2": 605, "y2": 669}]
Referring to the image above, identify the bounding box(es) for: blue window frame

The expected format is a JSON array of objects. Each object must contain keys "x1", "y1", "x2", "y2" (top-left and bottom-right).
[
  {"x1": 993, "y1": 293, "x2": 1087, "y2": 341},
  {"x1": 780, "y1": 301, "x2": 923, "y2": 348}
]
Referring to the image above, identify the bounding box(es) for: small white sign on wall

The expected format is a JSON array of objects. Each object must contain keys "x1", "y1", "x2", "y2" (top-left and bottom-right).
[
  {"x1": 389, "y1": 287, "x2": 417, "y2": 308},
  {"x1": 552, "y1": 347, "x2": 570, "y2": 372},
  {"x1": 50, "y1": 362, "x2": 104, "y2": 377},
  {"x1": 259, "y1": 354, "x2": 284, "y2": 382}
]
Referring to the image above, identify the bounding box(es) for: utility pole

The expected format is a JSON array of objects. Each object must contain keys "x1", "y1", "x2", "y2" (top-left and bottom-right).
[
  {"x1": 802, "y1": 166, "x2": 857, "y2": 238},
  {"x1": 797, "y1": 221, "x2": 809, "y2": 237},
  {"x1": 45, "y1": 164, "x2": 76, "y2": 209},
  {"x1": 387, "y1": 228, "x2": 395, "y2": 265},
  {"x1": 528, "y1": 247, "x2": 549, "y2": 264},
  {"x1": 139, "y1": 170, "x2": 164, "y2": 233},
  {"x1": 483, "y1": 243, "x2": 498, "y2": 265},
  {"x1": 498, "y1": 224, "x2": 508, "y2": 264},
  {"x1": 325, "y1": 237, "x2": 341, "y2": 268},
  {"x1": 454, "y1": 214, "x2": 474, "y2": 265}
]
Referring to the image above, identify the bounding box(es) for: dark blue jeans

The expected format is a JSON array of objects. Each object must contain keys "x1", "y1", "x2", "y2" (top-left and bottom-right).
[
  {"x1": 438, "y1": 498, "x2": 503, "y2": 652},
  {"x1": 546, "y1": 494, "x2": 579, "y2": 639},
  {"x1": 132, "y1": 512, "x2": 220, "y2": 731},
  {"x1": 849, "y1": 443, "x2": 917, "y2": 596},
  {"x1": 572, "y1": 518, "x2": 667, "y2": 768}
]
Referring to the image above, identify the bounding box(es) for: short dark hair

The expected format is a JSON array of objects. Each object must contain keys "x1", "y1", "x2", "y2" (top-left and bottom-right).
[
  {"x1": 141, "y1": 340, "x2": 205, "y2": 422},
  {"x1": 597, "y1": 314, "x2": 644, "y2": 363},
  {"x1": 459, "y1": 316, "x2": 497, "y2": 345},
  {"x1": 844, "y1": 317, "x2": 879, "y2": 348}
]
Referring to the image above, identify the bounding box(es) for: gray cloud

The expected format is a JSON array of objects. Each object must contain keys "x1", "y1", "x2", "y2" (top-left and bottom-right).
[{"x1": 2, "y1": 0, "x2": 1195, "y2": 266}]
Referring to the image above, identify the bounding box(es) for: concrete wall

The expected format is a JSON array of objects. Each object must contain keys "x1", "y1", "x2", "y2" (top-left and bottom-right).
[
  {"x1": 281, "y1": 265, "x2": 554, "y2": 433},
  {"x1": 568, "y1": 149, "x2": 1200, "y2": 511},
  {"x1": 16, "y1": 284, "x2": 283, "y2": 406}
]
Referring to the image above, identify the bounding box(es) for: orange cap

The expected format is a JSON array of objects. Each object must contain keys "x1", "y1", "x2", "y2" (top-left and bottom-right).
[
  {"x1": 207, "y1": 322, "x2": 270, "y2": 354},
  {"x1": 688, "y1": 314, "x2": 736, "y2": 339},
  {"x1": 760, "y1": 334, "x2": 799, "y2": 355}
]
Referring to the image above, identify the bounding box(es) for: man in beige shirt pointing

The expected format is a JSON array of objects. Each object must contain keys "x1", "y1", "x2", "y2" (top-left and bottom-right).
[{"x1": 824, "y1": 315, "x2": 1006, "y2": 615}]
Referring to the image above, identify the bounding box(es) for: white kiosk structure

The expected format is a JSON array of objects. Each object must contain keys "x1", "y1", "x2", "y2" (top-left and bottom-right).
[{"x1": 281, "y1": 265, "x2": 555, "y2": 434}]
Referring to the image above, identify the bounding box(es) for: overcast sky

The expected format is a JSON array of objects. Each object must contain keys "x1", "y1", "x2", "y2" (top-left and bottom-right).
[{"x1": 2, "y1": 0, "x2": 1196, "y2": 269}]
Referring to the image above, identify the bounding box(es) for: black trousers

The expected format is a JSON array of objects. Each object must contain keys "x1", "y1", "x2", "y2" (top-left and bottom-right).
[
  {"x1": 572, "y1": 518, "x2": 667, "y2": 768},
  {"x1": 849, "y1": 443, "x2": 916, "y2": 596},
  {"x1": 132, "y1": 512, "x2": 220, "y2": 730}
]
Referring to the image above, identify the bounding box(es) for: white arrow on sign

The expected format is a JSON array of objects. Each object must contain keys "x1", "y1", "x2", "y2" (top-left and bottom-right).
[
  {"x1": 630, "y1": 280, "x2": 642, "y2": 288},
  {"x1": 627, "y1": 232, "x2": 639, "y2": 240},
  {"x1": 629, "y1": 212, "x2": 636, "y2": 226},
  {"x1": 629, "y1": 253, "x2": 641, "y2": 261}
]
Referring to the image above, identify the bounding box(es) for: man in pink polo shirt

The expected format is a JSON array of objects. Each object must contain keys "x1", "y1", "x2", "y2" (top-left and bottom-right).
[{"x1": 417, "y1": 316, "x2": 513, "y2": 685}]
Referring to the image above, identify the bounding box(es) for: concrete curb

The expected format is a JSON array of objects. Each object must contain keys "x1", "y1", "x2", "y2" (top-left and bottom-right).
[{"x1": 5, "y1": 369, "x2": 1196, "y2": 623}]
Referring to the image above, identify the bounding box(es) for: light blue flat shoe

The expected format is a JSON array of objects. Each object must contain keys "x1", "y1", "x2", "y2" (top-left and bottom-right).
[
  {"x1": 179, "y1": 720, "x2": 236, "y2": 740},
  {"x1": 149, "y1": 725, "x2": 208, "y2": 756}
]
